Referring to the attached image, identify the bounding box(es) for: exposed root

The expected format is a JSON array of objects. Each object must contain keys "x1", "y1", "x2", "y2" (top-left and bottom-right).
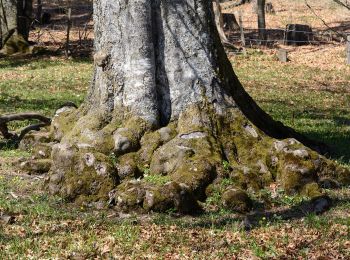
[
  {"x1": 0, "y1": 113, "x2": 51, "y2": 147},
  {"x1": 34, "y1": 103, "x2": 350, "y2": 214}
]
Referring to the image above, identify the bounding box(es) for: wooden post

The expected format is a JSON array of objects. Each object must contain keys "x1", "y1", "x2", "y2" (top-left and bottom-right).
[
  {"x1": 238, "y1": 11, "x2": 246, "y2": 49},
  {"x1": 277, "y1": 49, "x2": 288, "y2": 62},
  {"x1": 65, "y1": 8, "x2": 72, "y2": 57},
  {"x1": 347, "y1": 35, "x2": 350, "y2": 65}
]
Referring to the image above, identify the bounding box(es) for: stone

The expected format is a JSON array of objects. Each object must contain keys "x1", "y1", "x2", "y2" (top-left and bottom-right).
[
  {"x1": 274, "y1": 141, "x2": 287, "y2": 152},
  {"x1": 277, "y1": 49, "x2": 288, "y2": 62},
  {"x1": 292, "y1": 149, "x2": 309, "y2": 159},
  {"x1": 312, "y1": 196, "x2": 332, "y2": 215},
  {"x1": 284, "y1": 24, "x2": 313, "y2": 46},
  {"x1": 222, "y1": 188, "x2": 253, "y2": 213},
  {"x1": 32, "y1": 143, "x2": 54, "y2": 159}
]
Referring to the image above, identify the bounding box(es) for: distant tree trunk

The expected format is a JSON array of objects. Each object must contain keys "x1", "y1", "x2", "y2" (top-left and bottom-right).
[
  {"x1": 43, "y1": 0, "x2": 349, "y2": 214},
  {"x1": 213, "y1": 0, "x2": 229, "y2": 43},
  {"x1": 0, "y1": 0, "x2": 33, "y2": 47},
  {"x1": 257, "y1": 0, "x2": 266, "y2": 40},
  {"x1": 36, "y1": 0, "x2": 42, "y2": 22}
]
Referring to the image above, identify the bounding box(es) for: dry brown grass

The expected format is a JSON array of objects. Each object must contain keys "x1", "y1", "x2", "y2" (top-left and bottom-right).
[{"x1": 223, "y1": 0, "x2": 350, "y2": 32}]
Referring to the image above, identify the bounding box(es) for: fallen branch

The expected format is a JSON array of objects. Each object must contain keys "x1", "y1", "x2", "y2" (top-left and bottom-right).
[{"x1": 0, "y1": 113, "x2": 51, "y2": 144}]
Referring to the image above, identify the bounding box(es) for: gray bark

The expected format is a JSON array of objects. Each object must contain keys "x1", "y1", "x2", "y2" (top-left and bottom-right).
[
  {"x1": 0, "y1": 0, "x2": 32, "y2": 45},
  {"x1": 85, "y1": 0, "x2": 322, "y2": 148},
  {"x1": 257, "y1": 0, "x2": 266, "y2": 40},
  {"x1": 36, "y1": 0, "x2": 42, "y2": 22},
  {"x1": 89, "y1": 0, "x2": 227, "y2": 127}
]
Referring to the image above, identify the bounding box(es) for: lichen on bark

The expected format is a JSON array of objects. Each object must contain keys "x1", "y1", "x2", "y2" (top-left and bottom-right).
[{"x1": 21, "y1": 0, "x2": 350, "y2": 214}]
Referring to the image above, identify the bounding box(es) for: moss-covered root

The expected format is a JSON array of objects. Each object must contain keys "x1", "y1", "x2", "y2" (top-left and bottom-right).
[
  {"x1": 110, "y1": 180, "x2": 200, "y2": 214},
  {"x1": 0, "y1": 34, "x2": 42, "y2": 56},
  {"x1": 48, "y1": 143, "x2": 118, "y2": 204},
  {"x1": 46, "y1": 103, "x2": 350, "y2": 213}
]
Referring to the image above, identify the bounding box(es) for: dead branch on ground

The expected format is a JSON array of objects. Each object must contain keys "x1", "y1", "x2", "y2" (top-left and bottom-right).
[{"x1": 0, "y1": 113, "x2": 51, "y2": 144}]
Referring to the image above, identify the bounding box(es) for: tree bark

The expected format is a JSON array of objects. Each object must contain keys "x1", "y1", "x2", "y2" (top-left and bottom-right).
[
  {"x1": 0, "y1": 0, "x2": 32, "y2": 48},
  {"x1": 44, "y1": 0, "x2": 350, "y2": 213},
  {"x1": 213, "y1": 0, "x2": 229, "y2": 43},
  {"x1": 36, "y1": 0, "x2": 42, "y2": 22},
  {"x1": 257, "y1": 0, "x2": 266, "y2": 40}
]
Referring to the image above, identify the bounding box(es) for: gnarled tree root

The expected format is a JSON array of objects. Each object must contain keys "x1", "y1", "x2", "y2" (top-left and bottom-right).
[
  {"x1": 0, "y1": 112, "x2": 51, "y2": 149},
  {"x1": 37, "y1": 103, "x2": 350, "y2": 214}
]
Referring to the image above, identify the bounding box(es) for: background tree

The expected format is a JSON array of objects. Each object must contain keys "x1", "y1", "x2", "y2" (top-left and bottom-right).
[
  {"x1": 0, "y1": 0, "x2": 33, "y2": 52},
  {"x1": 257, "y1": 0, "x2": 266, "y2": 40},
  {"x1": 36, "y1": 0, "x2": 42, "y2": 23},
  {"x1": 41, "y1": 0, "x2": 349, "y2": 213}
]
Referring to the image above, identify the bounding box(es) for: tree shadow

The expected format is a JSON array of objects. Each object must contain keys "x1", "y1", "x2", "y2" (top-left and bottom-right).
[
  {"x1": 0, "y1": 93, "x2": 77, "y2": 113},
  {"x1": 167, "y1": 195, "x2": 349, "y2": 231}
]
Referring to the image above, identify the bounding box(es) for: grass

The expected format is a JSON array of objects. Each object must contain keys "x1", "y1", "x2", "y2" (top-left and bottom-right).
[
  {"x1": 234, "y1": 47, "x2": 350, "y2": 164},
  {"x1": 0, "y1": 57, "x2": 91, "y2": 116},
  {"x1": 0, "y1": 51, "x2": 349, "y2": 258},
  {"x1": 1, "y1": 34, "x2": 350, "y2": 260}
]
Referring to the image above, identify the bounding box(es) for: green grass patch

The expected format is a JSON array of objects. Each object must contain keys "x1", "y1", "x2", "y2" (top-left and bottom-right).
[{"x1": 234, "y1": 49, "x2": 350, "y2": 165}]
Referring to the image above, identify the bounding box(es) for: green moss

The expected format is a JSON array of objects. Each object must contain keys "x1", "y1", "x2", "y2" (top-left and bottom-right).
[
  {"x1": 56, "y1": 151, "x2": 118, "y2": 203},
  {"x1": 117, "y1": 153, "x2": 142, "y2": 180},
  {"x1": 0, "y1": 34, "x2": 31, "y2": 56},
  {"x1": 301, "y1": 182, "x2": 322, "y2": 198},
  {"x1": 139, "y1": 131, "x2": 162, "y2": 163},
  {"x1": 144, "y1": 174, "x2": 171, "y2": 185},
  {"x1": 222, "y1": 188, "x2": 253, "y2": 213},
  {"x1": 47, "y1": 102, "x2": 350, "y2": 212},
  {"x1": 51, "y1": 108, "x2": 79, "y2": 141},
  {"x1": 32, "y1": 143, "x2": 53, "y2": 159},
  {"x1": 277, "y1": 151, "x2": 317, "y2": 192},
  {"x1": 20, "y1": 158, "x2": 52, "y2": 174}
]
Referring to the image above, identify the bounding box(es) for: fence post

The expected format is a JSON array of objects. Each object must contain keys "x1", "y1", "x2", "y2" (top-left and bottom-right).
[
  {"x1": 66, "y1": 8, "x2": 72, "y2": 57},
  {"x1": 238, "y1": 11, "x2": 246, "y2": 53},
  {"x1": 347, "y1": 35, "x2": 350, "y2": 65}
]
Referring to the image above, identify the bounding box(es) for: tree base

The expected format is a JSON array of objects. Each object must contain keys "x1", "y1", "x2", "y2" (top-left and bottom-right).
[
  {"x1": 0, "y1": 34, "x2": 44, "y2": 56},
  {"x1": 21, "y1": 103, "x2": 350, "y2": 214}
]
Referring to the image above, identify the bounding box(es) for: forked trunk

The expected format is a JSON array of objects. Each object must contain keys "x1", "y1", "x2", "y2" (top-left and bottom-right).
[{"x1": 45, "y1": 0, "x2": 349, "y2": 213}]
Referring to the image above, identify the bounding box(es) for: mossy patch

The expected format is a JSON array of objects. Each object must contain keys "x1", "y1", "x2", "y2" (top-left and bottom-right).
[
  {"x1": 0, "y1": 34, "x2": 32, "y2": 56},
  {"x1": 46, "y1": 102, "x2": 350, "y2": 213}
]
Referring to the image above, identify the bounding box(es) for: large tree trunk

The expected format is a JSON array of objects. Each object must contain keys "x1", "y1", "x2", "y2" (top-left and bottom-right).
[
  {"x1": 45, "y1": 0, "x2": 349, "y2": 213},
  {"x1": 0, "y1": 0, "x2": 33, "y2": 53}
]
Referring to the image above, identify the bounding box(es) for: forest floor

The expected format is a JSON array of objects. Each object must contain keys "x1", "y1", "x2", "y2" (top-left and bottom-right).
[{"x1": 1, "y1": 0, "x2": 350, "y2": 259}]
